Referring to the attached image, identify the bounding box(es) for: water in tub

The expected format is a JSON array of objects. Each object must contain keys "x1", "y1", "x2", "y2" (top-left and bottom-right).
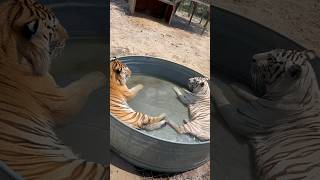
[{"x1": 126, "y1": 75, "x2": 203, "y2": 143}]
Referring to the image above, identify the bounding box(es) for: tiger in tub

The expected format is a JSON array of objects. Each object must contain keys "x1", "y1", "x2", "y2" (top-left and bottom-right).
[
  {"x1": 0, "y1": 0, "x2": 108, "y2": 179},
  {"x1": 212, "y1": 49, "x2": 320, "y2": 179},
  {"x1": 110, "y1": 58, "x2": 167, "y2": 130},
  {"x1": 167, "y1": 77, "x2": 210, "y2": 141}
]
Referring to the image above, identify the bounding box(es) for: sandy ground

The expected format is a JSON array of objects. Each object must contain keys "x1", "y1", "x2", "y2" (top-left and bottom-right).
[
  {"x1": 110, "y1": 0, "x2": 210, "y2": 179},
  {"x1": 110, "y1": 0, "x2": 210, "y2": 77},
  {"x1": 214, "y1": 0, "x2": 320, "y2": 55}
]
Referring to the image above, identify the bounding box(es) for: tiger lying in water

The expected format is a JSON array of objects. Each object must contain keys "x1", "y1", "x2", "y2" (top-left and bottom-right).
[
  {"x1": 212, "y1": 49, "x2": 320, "y2": 179},
  {"x1": 167, "y1": 77, "x2": 210, "y2": 141},
  {"x1": 110, "y1": 59, "x2": 167, "y2": 130},
  {"x1": 0, "y1": 0, "x2": 108, "y2": 179}
]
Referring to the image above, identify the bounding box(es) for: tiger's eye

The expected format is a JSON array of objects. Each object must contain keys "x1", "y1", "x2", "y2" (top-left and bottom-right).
[{"x1": 116, "y1": 69, "x2": 121, "y2": 74}]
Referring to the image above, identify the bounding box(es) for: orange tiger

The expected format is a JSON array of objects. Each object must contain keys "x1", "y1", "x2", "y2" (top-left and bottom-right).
[
  {"x1": 0, "y1": 0, "x2": 108, "y2": 179},
  {"x1": 110, "y1": 59, "x2": 166, "y2": 130}
]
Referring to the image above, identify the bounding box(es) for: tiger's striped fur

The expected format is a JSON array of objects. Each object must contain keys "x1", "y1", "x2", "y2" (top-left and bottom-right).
[
  {"x1": 110, "y1": 59, "x2": 166, "y2": 130},
  {"x1": 213, "y1": 49, "x2": 320, "y2": 179},
  {"x1": 0, "y1": 0, "x2": 108, "y2": 179},
  {"x1": 168, "y1": 77, "x2": 210, "y2": 141}
]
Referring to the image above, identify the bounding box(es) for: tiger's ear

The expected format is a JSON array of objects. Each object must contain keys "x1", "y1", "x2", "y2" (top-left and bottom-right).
[
  {"x1": 204, "y1": 77, "x2": 209, "y2": 81},
  {"x1": 22, "y1": 19, "x2": 39, "y2": 39},
  {"x1": 115, "y1": 68, "x2": 122, "y2": 74},
  {"x1": 288, "y1": 64, "x2": 302, "y2": 79},
  {"x1": 110, "y1": 57, "x2": 117, "y2": 61},
  {"x1": 306, "y1": 50, "x2": 317, "y2": 60}
]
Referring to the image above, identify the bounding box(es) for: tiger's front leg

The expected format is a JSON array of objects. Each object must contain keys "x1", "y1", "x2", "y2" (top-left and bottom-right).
[
  {"x1": 52, "y1": 71, "x2": 105, "y2": 124},
  {"x1": 212, "y1": 83, "x2": 260, "y2": 136},
  {"x1": 230, "y1": 83, "x2": 258, "y2": 101},
  {"x1": 126, "y1": 84, "x2": 143, "y2": 101},
  {"x1": 173, "y1": 87, "x2": 192, "y2": 105}
]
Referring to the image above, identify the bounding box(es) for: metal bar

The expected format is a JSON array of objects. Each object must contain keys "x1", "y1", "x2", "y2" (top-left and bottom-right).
[
  {"x1": 188, "y1": 1, "x2": 197, "y2": 25},
  {"x1": 169, "y1": 4, "x2": 176, "y2": 25},
  {"x1": 201, "y1": 10, "x2": 209, "y2": 35}
]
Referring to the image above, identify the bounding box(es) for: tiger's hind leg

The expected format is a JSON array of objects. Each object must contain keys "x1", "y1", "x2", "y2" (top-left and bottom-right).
[
  {"x1": 140, "y1": 113, "x2": 167, "y2": 130},
  {"x1": 148, "y1": 113, "x2": 166, "y2": 124},
  {"x1": 143, "y1": 120, "x2": 166, "y2": 131},
  {"x1": 167, "y1": 121, "x2": 186, "y2": 134}
]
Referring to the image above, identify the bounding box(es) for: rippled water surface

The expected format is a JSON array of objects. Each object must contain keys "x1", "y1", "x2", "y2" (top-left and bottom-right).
[{"x1": 127, "y1": 75, "x2": 203, "y2": 143}]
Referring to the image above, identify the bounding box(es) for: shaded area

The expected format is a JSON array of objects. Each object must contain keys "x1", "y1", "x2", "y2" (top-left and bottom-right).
[
  {"x1": 52, "y1": 39, "x2": 108, "y2": 164},
  {"x1": 111, "y1": 150, "x2": 210, "y2": 180},
  {"x1": 212, "y1": 7, "x2": 320, "y2": 180}
]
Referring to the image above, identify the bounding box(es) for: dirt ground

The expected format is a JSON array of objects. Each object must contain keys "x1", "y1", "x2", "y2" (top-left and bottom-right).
[
  {"x1": 214, "y1": 0, "x2": 320, "y2": 55},
  {"x1": 110, "y1": 0, "x2": 210, "y2": 179},
  {"x1": 110, "y1": 0, "x2": 210, "y2": 77}
]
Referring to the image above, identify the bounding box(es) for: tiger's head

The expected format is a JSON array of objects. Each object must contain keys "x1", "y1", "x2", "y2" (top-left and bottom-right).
[
  {"x1": 110, "y1": 59, "x2": 131, "y2": 86},
  {"x1": 251, "y1": 49, "x2": 317, "y2": 97},
  {"x1": 188, "y1": 77, "x2": 210, "y2": 94},
  {"x1": 1, "y1": 0, "x2": 68, "y2": 75}
]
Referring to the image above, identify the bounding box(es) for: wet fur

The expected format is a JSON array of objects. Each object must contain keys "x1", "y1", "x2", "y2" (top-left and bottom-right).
[
  {"x1": 168, "y1": 77, "x2": 210, "y2": 141},
  {"x1": 110, "y1": 59, "x2": 166, "y2": 130},
  {"x1": 0, "y1": 0, "x2": 108, "y2": 179},
  {"x1": 213, "y1": 49, "x2": 320, "y2": 179}
]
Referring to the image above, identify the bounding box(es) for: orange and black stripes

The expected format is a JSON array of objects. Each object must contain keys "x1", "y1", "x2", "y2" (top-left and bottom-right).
[
  {"x1": 0, "y1": 0, "x2": 108, "y2": 179},
  {"x1": 110, "y1": 59, "x2": 164, "y2": 129}
]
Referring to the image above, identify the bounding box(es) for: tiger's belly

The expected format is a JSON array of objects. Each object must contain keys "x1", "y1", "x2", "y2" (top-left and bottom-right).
[
  {"x1": 251, "y1": 127, "x2": 320, "y2": 180},
  {"x1": 109, "y1": 97, "x2": 141, "y2": 128},
  {"x1": 0, "y1": 100, "x2": 78, "y2": 178},
  {"x1": 184, "y1": 103, "x2": 210, "y2": 140}
]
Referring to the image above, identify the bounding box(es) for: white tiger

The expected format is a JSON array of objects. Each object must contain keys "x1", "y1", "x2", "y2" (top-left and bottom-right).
[
  {"x1": 167, "y1": 77, "x2": 210, "y2": 141},
  {"x1": 212, "y1": 49, "x2": 320, "y2": 179}
]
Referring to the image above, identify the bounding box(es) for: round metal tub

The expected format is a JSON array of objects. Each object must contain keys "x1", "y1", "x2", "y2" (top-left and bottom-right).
[{"x1": 110, "y1": 56, "x2": 210, "y2": 172}]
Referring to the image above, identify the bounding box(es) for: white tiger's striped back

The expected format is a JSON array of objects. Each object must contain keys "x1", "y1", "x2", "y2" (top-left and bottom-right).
[
  {"x1": 180, "y1": 77, "x2": 210, "y2": 141},
  {"x1": 248, "y1": 49, "x2": 320, "y2": 179}
]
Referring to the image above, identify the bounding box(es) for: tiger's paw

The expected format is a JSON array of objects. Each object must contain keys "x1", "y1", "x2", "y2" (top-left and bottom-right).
[
  {"x1": 157, "y1": 120, "x2": 167, "y2": 128},
  {"x1": 84, "y1": 71, "x2": 106, "y2": 90},
  {"x1": 173, "y1": 87, "x2": 182, "y2": 96},
  {"x1": 182, "y1": 88, "x2": 191, "y2": 94},
  {"x1": 158, "y1": 113, "x2": 166, "y2": 120},
  {"x1": 135, "y1": 84, "x2": 144, "y2": 91},
  {"x1": 183, "y1": 119, "x2": 190, "y2": 124},
  {"x1": 144, "y1": 120, "x2": 166, "y2": 131},
  {"x1": 230, "y1": 84, "x2": 241, "y2": 93},
  {"x1": 211, "y1": 82, "x2": 223, "y2": 96}
]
